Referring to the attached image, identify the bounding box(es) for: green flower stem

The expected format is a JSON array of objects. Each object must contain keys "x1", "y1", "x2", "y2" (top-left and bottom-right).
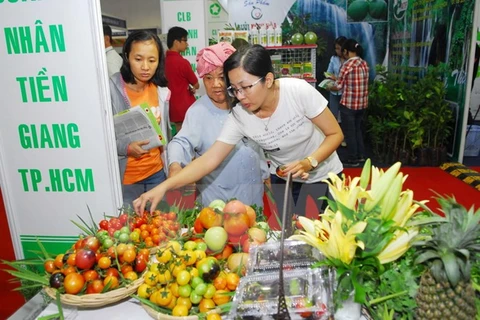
[
  {"x1": 56, "y1": 290, "x2": 64, "y2": 320},
  {"x1": 367, "y1": 290, "x2": 408, "y2": 306},
  {"x1": 37, "y1": 314, "x2": 61, "y2": 320}
]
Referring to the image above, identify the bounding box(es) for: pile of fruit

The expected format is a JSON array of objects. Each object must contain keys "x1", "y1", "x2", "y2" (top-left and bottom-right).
[
  {"x1": 3, "y1": 209, "x2": 182, "y2": 298},
  {"x1": 137, "y1": 240, "x2": 239, "y2": 317},
  {"x1": 290, "y1": 31, "x2": 318, "y2": 45},
  {"x1": 135, "y1": 199, "x2": 272, "y2": 318}
]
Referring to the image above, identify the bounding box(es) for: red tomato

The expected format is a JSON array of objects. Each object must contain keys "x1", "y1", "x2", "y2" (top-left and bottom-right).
[
  {"x1": 198, "y1": 207, "x2": 222, "y2": 229},
  {"x1": 75, "y1": 249, "x2": 96, "y2": 270},
  {"x1": 105, "y1": 268, "x2": 119, "y2": 278},
  {"x1": 82, "y1": 236, "x2": 100, "y2": 252},
  {"x1": 214, "y1": 244, "x2": 234, "y2": 259},
  {"x1": 74, "y1": 238, "x2": 84, "y2": 251},
  {"x1": 228, "y1": 233, "x2": 249, "y2": 246},
  {"x1": 98, "y1": 257, "x2": 112, "y2": 269},
  {"x1": 82, "y1": 269, "x2": 99, "y2": 282},
  {"x1": 123, "y1": 249, "x2": 136, "y2": 263},
  {"x1": 103, "y1": 275, "x2": 119, "y2": 290},
  {"x1": 64, "y1": 273, "x2": 85, "y2": 294},
  {"x1": 86, "y1": 279, "x2": 104, "y2": 294},
  {"x1": 109, "y1": 218, "x2": 122, "y2": 230},
  {"x1": 245, "y1": 205, "x2": 256, "y2": 227},
  {"x1": 223, "y1": 200, "x2": 247, "y2": 215},
  {"x1": 170, "y1": 222, "x2": 180, "y2": 232},
  {"x1": 223, "y1": 212, "x2": 250, "y2": 236},
  {"x1": 62, "y1": 265, "x2": 77, "y2": 276},
  {"x1": 67, "y1": 253, "x2": 77, "y2": 266},
  {"x1": 166, "y1": 211, "x2": 177, "y2": 221},
  {"x1": 99, "y1": 219, "x2": 109, "y2": 230},
  {"x1": 106, "y1": 246, "x2": 116, "y2": 258},
  {"x1": 44, "y1": 260, "x2": 56, "y2": 273},
  {"x1": 54, "y1": 254, "x2": 64, "y2": 269},
  {"x1": 121, "y1": 264, "x2": 133, "y2": 275},
  {"x1": 119, "y1": 213, "x2": 129, "y2": 226},
  {"x1": 135, "y1": 253, "x2": 148, "y2": 273},
  {"x1": 193, "y1": 219, "x2": 204, "y2": 233},
  {"x1": 107, "y1": 227, "x2": 116, "y2": 237},
  {"x1": 134, "y1": 217, "x2": 146, "y2": 228}
]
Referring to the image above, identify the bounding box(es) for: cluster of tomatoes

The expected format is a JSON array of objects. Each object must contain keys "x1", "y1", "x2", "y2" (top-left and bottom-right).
[
  {"x1": 137, "y1": 240, "x2": 239, "y2": 318},
  {"x1": 98, "y1": 211, "x2": 180, "y2": 249},
  {"x1": 43, "y1": 210, "x2": 181, "y2": 296}
]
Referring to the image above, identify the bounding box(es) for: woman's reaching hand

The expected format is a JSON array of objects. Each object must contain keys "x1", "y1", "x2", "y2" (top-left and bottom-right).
[{"x1": 133, "y1": 184, "x2": 167, "y2": 215}]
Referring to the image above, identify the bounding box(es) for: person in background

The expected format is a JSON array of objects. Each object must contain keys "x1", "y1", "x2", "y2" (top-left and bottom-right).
[
  {"x1": 168, "y1": 42, "x2": 269, "y2": 207},
  {"x1": 133, "y1": 45, "x2": 343, "y2": 217},
  {"x1": 103, "y1": 24, "x2": 123, "y2": 78},
  {"x1": 325, "y1": 36, "x2": 347, "y2": 145},
  {"x1": 165, "y1": 26, "x2": 199, "y2": 134},
  {"x1": 109, "y1": 30, "x2": 171, "y2": 207},
  {"x1": 328, "y1": 38, "x2": 369, "y2": 167}
]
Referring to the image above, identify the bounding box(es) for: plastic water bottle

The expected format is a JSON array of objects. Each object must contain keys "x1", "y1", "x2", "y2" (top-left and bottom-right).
[
  {"x1": 259, "y1": 25, "x2": 267, "y2": 46},
  {"x1": 274, "y1": 25, "x2": 282, "y2": 46},
  {"x1": 250, "y1": 27, "x2": 259, "y2": 45},
  {"x1": 267, "y1": 25, "x2": 275, "y2": 47}
]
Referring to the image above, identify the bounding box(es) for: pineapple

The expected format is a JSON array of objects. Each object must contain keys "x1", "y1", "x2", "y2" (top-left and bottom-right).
[{"x1": 414, "y1": 196, "x2": 480, "y2": 320}]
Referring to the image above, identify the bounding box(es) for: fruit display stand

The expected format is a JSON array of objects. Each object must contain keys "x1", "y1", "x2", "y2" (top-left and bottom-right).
[
  {"x1": 264, "y1": 45, "x2": 317, "y2": 86},
  {"x1": 43, "y1": 275, "x2": 144, "y2": 308}
]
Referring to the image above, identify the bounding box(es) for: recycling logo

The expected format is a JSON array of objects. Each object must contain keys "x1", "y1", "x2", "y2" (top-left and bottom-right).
[{"x1": 210, "y1": 3, "x2": 221, "y2": 16}]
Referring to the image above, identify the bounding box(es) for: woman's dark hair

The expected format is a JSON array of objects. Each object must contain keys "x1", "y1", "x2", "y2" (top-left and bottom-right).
[
  {"x1": 334, "y1": 36, "x2": 347, "y2": 47},
  {"x1": 342, "y1": 38, "x2": 364, "y2": 58},
  {"x1": 167, "y1": 26, "x2": 188, "y2": 48},
  {"x1": 334, "y1": 36, "x2": 347, "y2": 57},
  {"x1": 231, "y1": 38, "x2": 250, "y2": 50},
  {"x1": 120, "y1": 30, "x2": 168, "y2": 87},
  {"x1": 103, "y1": 24, "x2": 113, "y2": 42},
  {"x1": 223, "y1": 44, "x2": 274, "y2": 90}
]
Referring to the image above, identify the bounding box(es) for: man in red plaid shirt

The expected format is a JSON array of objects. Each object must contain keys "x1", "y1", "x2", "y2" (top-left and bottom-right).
[{"x1": 328, "y1": 38, "x2": 369, "y2": 166}]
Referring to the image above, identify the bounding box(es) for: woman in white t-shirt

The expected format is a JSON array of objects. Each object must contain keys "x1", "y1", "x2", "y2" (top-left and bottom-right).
[{"x1": 133, "y1": 45, "x2": 344, "y2": 216}]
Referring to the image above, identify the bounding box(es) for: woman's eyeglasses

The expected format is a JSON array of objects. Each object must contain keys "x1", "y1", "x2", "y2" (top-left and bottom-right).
[{"x1": 226, "y1": 77, "x2": 264, "y2": 98}]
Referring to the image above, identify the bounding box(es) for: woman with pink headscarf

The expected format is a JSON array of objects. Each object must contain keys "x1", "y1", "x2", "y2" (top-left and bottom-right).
[{"x1": 166, "y1": 42, "x2": 269, "y2": 207}]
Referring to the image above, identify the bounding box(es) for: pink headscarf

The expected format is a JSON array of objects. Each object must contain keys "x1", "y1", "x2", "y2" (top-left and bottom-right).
[{"x1": 196, "y1": 42, "x2": 236, "y2": 78}]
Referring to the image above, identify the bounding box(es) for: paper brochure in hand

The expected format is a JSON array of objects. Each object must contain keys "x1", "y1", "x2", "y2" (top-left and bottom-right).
[
  {"x1": 114, "y1": 104, "x2": 166, "y2": 150},
  {"x1": 323, "y1": 71, "x2": 334, "y2": 79},
  {"x1": 318, "y1": 79, "x2": 335, "y2": 89}
]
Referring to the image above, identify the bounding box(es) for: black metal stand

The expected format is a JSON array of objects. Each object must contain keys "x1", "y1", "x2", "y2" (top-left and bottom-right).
[{"x1": 273, "y1": 172, "x2": 293, "y2": 320}]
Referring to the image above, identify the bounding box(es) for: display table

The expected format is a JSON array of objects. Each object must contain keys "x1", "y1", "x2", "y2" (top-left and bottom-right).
[
  {"x1": 9, "y1": 292, "x2": 371, "y2": 320},
  {"x1": 8, "y1": 292, "x2": 153, "y2": 320}
]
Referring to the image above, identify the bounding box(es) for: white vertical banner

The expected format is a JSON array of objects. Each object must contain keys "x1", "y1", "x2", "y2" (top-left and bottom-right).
[{"x1": 0, "y1": 0, "x2": 122, "y2": 258}]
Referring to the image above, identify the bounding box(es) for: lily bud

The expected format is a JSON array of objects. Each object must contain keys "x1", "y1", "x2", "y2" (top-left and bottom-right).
[
  {"x1": 364, "y1": 162, "x2": 401, "y2": 212},
  {"x1": 380, "y1": 173, "x2": 403, "y2": 221},
  {"x1": 377, "y1": 228, "x2": 418, "y2": 264}
]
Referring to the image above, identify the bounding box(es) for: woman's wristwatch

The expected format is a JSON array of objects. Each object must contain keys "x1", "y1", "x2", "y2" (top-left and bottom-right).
[{"x1": 305, "y1": 156, "x2": 318, "y2": 169}]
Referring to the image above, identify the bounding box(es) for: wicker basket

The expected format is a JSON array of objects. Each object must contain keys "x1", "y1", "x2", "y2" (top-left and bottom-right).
[
  {"x1": 44, "y1": 275, "x2": 144, "y2": 308},
  {"x1": 142, "y1": 304, "x2": 220, "y2": 320}
]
